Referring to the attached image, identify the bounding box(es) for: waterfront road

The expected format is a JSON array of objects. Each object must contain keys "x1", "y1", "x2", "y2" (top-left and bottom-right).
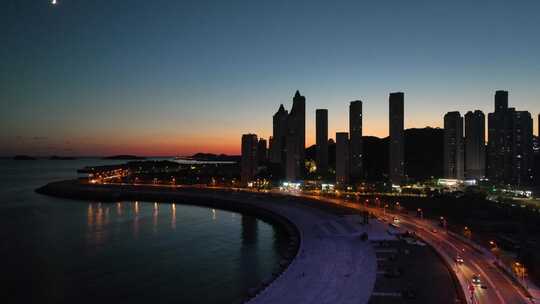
[{"x1": 297, "y1": 193, "x2": 531, "y2": 304}]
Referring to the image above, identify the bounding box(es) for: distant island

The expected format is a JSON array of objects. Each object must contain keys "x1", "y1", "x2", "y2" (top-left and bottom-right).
[
  {"x1": 102, "y1": 155, "x2": 147, "y2": 160},
  {"x1": 177, "y1": 153, "x2": 240, "y2": 162},
  {"x1": 50, "y1": 156, "x2": 77, "y2": 160},
  {"x1": 13, "y1": 155, "x2": 36, "y2": 160}
]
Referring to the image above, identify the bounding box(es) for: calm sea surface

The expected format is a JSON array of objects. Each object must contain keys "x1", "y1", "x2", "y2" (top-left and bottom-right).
[{"x1": 0, "y1": 158, "x2": 288, "y2": 304}]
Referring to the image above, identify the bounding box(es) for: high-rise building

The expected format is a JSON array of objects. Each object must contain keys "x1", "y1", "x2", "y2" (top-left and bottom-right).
[
  {"x1": 336, "y1": 132, "x2": 350, "y2": 185},
  {"x1": 536, "y1": 114, "x2": 540, "y2": 154},
  {"x1": 507, "y1": 110, "x2": 533, "y2": 186},
  {"x1": 444, "y1": 112, "x2": 464, "y2": 179},
  {"x1": 487, "y1": 91, "x2": 534, "y2": 186},
  {"x1": 316, "y1": 109, "x2": 328, "y2": 175},
  {"x1": 349, "y1": 100, "x2": 363, "y2": 182},
  {"x1": 285, "y1": 90, "x2": 306, "y2": 181},
  {"x1": 536, "y1": 114, "x2": 540, "y2": 153},
  {"x1": 389, "y1": 92, "x2": 405, "y2": 184},
  {"x1": 270, "y1": 105, "x2": 288, "y2": 164},
  {"x1": 465, "y1": 110, "x2": 485, "y2": 179},
  {"x1": 241, "y1": 134, "x2": 258, "y2": 185},
  {"x1": 487, "y1": 91, "x2": 508, "y2": 182},
  {"x1": 257, "y1": 138, "x2": 267, "y2": 164}
]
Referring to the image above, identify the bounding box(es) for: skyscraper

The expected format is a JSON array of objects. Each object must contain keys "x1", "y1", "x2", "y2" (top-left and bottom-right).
[
  {"x1": 389, "y1": 92, "x2": 405, "y2": 184},
  {"x1": 316, "y1": 109, "x2": 328, "y2": 175},
  {"x1": 241, "y1": 134, "x2": 258, "y2": 185},
  {"x1": 508, "y1": 110, "x2": 533, "y2": 186},
  {"x1": 465, "y1": 110, "x2": 485, "y2": 179},
  {"x1": 487, "y1": 91, "x2": 534, "y2": 186},
  {"x1": 270, "y1": 104, "x2": 288, "y2": 164},
  {"x1": 349, "y1": 100, "x2": 363, "y2": 182},
  {"x1": 336, "y1": 132, "x2": 350, "y2": 185},
  {"x1": 444, "y1": 112, "x2": 464, "y2": 179},
  {"x1": 487, "y1": 90, "x2": 508, "y2": 182},
  {"x1": 257, "y1": 138, "x2": 267, "y2": 164},
  {"x1": 285, "y1": 90, "x2": 306, "y2": 181}
]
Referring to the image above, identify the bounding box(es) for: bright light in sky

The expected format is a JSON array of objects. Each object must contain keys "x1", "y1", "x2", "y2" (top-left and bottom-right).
[{"x1": 51, "y1": 0, "x2": 57, "y2": 5}]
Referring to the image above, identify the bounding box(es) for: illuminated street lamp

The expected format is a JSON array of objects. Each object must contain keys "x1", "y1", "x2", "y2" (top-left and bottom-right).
[
  {"x1": 489, "y1": 241, "x2": 501, "y2": 263},
  {"x1": 417, "y1": 208, "x2": 423, "y2": 219},
  {"x1": 514, "y1": 262, "x2": 527, "y2": 288},
  {"x1": 464, "y1": 226, "x2": 472, "y2": 239},
  {"x1": 439, "y1": 216, "x2": 447, "y2": 229}
]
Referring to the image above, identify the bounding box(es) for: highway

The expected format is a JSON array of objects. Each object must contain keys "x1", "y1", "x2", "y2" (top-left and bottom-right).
[{"x1": 290, "y1": 192, "x2": 531, "y2": 304}]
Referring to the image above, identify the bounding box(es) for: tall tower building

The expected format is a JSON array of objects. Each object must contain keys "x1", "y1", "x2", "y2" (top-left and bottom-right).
[
  {"x1": 508, "y1": 110, "x2": 533, "y2": 186},
  {"x1": 336, "y1": 132, "x2": 350, "y2": 185},
  {"x1": 285, "y1": 90, "x2": 306, "y2": 181},
  {"x1": 487, "y1": 90, "x2": 534, "y2": 186},
  {"x1": 257, "y1": 138, "x2": 267, "y2": 164},
  {"x1": 316, "y1": 109, "x2": 328, "y2": 175},
  {"x1": 349, "y1": 100, "x2": 363, "y2": 182},
  {"x1": 241, "y1": 134, "x2": 258, "y2": 185},
  {"x1": 389, "y1": 92, "x2": 405, "y2": 185},
  {"x1": 487, "y1": 90, "x2": 508, "y2": 182},
  {"x1": 465, "y1": 110, "x2": 486, "y2": 179},
  {"x1": 444, "y1": 112, "x2": 465, "y2": 179},
  {"x1": 270, "y1": 105, "x2": 288, "y2": 164}
]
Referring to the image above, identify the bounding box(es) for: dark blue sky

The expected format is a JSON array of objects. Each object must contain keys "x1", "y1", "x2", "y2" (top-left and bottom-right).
[{"x1": 1, "y1": 0, "x2": 539, "y2": 155}]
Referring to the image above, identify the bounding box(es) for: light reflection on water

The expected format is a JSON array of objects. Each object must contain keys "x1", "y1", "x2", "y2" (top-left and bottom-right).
[{"x1": 1, "y1": 159, "x2": 289, "y2": 304}]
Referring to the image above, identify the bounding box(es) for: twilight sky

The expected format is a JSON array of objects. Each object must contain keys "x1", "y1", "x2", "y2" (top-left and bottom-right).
[{"x1": 1, "y1": 0, "x2": 539, "y2": 156}]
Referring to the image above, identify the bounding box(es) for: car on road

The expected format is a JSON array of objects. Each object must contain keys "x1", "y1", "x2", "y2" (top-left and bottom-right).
[
  {"x1": 455, "y1": 255, "x2": 464, "y2": 264},
  {"x1": 472, "y1": 274, "x2": 481, "y2": 285},
  {"x1": 393, "y1": 217, "x2": 400, "y2": 224}
]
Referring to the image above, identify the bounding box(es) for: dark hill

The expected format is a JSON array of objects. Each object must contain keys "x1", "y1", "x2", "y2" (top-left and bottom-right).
[{"x1": 305, "y1": 127, "x2": 443, "y2": 182}]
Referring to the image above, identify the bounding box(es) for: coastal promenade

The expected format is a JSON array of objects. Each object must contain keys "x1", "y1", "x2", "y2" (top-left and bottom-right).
[
  {"x1": 36, "y1": 181, "x2": 463, "y2": 304},
  {"x1": 37, "y1": 181, "x2": 381, "y2": 303}
]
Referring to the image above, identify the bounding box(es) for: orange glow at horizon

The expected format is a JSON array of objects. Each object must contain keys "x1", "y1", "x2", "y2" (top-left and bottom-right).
[{"x1": 1, "y1": 117, "x2": 446, "y2": 156}]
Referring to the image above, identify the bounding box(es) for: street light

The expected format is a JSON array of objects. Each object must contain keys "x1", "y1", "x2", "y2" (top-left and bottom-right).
[
  {"x1": 439, "y1": 216, "x2": 447, "y2": 229},
  {"x1": 514, "y1": 262, "x2": 527, "y2": 288},
  {"x1": 464, "y1": 226, "x2": 472, "y2": 239}
]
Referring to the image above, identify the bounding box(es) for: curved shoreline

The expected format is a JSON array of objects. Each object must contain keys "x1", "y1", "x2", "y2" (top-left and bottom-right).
[
  {"x1": 36, "y1": 180, "x2": 380, "y2": 304},
  {"x1": 36, "y1": 180, "x2": 301, "y2": 302}
]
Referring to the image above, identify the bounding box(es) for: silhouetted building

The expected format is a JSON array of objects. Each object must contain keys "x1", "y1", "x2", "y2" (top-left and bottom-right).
[
  {"x1": 487, "y1": 91, "x2": 534, "y2": 186},
  {"x1": 487, "y1": 90, "x2": 508, "y2": 182},
  {"x1": 389, "y1": 92, "x2": 405, "y2": 184},
  {"x1": 336, "y1": 132, "x2": 350, "y2": 185},
  {"x1": 404, "y1": 127, "x2": 444, "y2": 181},
  {"x1": 536, "y1": 114, "x2": 540, "y2": 155},
  {"x1": 270, "y1": 105, "x2": 288, "y2": 164},
  {"x1": 465, "y1": 110, "x2": 486, "y2": 179},
  {"x1": 257, "y1": 138, "x2": 267, "y2": 163},
  {"x1": 508, "y1": 110, "x2": 533, "y2": 186},
  {"x1": 444, "y1": 112, "x2": 464, "y2": 179},
  {"x1": 349, "y1": 100, "x2": 363, "y2": 182},
  {"x1": 241, "y1": 134, "x2": 258, "y2": 184},
  {"x1": 285, "y1": 91, "x2": 306, "y2": 181},
  {"x1": 316, "y1": 109, "x2": 328, "y2": 175}
]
